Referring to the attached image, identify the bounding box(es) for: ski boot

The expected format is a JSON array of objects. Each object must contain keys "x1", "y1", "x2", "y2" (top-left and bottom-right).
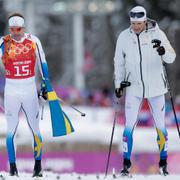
[
  {"x1": 9, "y1": 163, "x2": 18, "y2": 176},
  {"x1": 32, "y1": 160, "x2": 43, "y2": 177},
  {"x1": 159, "y1": 159, "x2": 169, "y2": 176},
  {"x1": 120, "y1": 158, "x2": 131, "y2": 177}
]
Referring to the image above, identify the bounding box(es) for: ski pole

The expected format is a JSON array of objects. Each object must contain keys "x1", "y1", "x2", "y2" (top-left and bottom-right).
[
  {"x1": 39, "y1": 92, "x2": 86, "y2": 117},
  {"x1": 152, "y1": 39, "x2": 180, "y2": 138},
  {"x1": 58, "y1": 98, "x2": 86, "y2": 117},
  {"x1": 161, "y1": 60, "x2": 180, "y2": 138},
  {"x1": 38, "y1": 94, "x2": 46, "y2": 120},
  {"x1": 41, "y1": 103, "x2": 44, "y2": 120},
  {"x1": 105, "y1": 81, "x2": 131, "y2": 177},
  {"x1": 105, "y1": 109, "x2": 117, "y2": 178}
]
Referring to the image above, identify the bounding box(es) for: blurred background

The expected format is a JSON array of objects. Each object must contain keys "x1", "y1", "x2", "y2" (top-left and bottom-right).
[{"x1": 0, "y1": 0, "x2": 180, "y2": 175}]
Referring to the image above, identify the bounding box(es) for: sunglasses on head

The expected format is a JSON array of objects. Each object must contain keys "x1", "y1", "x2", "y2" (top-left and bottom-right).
[
  {"x1": 129, "y1": 11, "x2": 145, "y2": 18},
  {"x1": 10, "y1": 27, "x2": 23, "y2": 32}
]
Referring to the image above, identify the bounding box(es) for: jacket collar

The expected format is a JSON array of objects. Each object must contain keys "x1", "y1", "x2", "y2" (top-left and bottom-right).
[{"x1": 129, "y1": 18, "x2": 158, "y2": 34}]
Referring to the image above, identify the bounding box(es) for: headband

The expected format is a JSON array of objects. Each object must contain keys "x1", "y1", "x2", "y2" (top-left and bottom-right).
[{"x1": 8, "y1": 16, "x2": 25, "y2": 27}]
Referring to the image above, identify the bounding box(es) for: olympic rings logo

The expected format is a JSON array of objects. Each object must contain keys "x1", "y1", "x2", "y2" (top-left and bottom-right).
[{"x1": 10, "y1": 43, "x2": 33, "y2": 55}]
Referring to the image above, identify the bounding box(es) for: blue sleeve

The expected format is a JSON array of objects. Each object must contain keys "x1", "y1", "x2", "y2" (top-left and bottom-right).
[
  {"x1": 0, "y1": 41, "x2": 4, "y2": 54},
  {"x1": 35, "y1": 41, "x2": 49, "y2": 80},
  {"x1": 41, "y1": 62, "x2": 53, "y2": 91},
  {"x1": 41, "y1": 62, "x2": 49, "y2": 80}
]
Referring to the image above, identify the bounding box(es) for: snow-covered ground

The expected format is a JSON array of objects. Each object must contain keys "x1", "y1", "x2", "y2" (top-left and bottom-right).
[{"x1": 0, "y1": 172, "x2": 180, "y2": 180}]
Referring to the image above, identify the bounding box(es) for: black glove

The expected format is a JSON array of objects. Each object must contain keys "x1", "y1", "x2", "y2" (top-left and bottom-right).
[
  {"x1": 40, "y1": 89, "x2": 48, "y2": 101},
  {"x1": 115, "y1": 88, "x2": 123, "y2": 98},
  {"x1": 152, "y1": 39, "x2": 161, "y2": 48},
  {"x1": 157, "y1": 46, "x2": 165, "y2": 56},
  {"x1": 115, "y1": 81, "x2": 131, "y2": 98},
  {"x1": 39, "y1": 81, "x2": 48, "y2": 101}
]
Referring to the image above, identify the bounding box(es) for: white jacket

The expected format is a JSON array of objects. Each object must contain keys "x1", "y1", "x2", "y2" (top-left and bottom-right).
[{"x1": 114, "y1": 20, "x2": 176, "y2": 98}]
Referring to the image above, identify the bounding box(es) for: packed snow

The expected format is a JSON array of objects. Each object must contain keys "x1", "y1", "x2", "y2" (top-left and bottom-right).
[{"x1": 0, "y1": 172, "x2": 180, "y2": 180}]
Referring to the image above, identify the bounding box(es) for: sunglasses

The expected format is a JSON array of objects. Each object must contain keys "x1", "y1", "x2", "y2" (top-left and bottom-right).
[
  {"x1": 10, "y1": 27, "x2": 23, "y2": 32},
  {"x1": 129, "y1": 11, "x2": 145, "y2": 18}
]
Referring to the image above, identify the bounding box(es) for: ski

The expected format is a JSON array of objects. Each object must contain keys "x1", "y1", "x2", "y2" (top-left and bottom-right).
[{"x1": 119, "y1": 173, "x2": 133, "y2": 178}]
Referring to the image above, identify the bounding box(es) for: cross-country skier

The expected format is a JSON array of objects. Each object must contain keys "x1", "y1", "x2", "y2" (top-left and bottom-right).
[
  {"x1": 114, "y1": 6, "x2": 176, "y2": 176},
  {"x1": 0, "y1": 13, "x2": 48, "y2": 177}
]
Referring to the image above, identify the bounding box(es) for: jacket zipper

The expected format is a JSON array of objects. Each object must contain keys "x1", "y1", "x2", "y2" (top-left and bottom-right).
[{"x1": 137, "y1": 34, "x2": 145, "y2": 97}]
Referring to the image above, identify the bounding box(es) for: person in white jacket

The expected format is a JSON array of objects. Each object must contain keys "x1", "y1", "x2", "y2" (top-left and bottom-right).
[
  {"x1": 114, "y1": 6, "x2": 176, "y2": 176},
  {"x1": 0, "y1": 13, "x2": 49, "y2": 177}
]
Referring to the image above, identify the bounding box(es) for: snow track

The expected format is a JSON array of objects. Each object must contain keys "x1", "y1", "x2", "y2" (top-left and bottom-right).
[{"x1": 0, "y1": 172, "x2": 180, "y2": 180}]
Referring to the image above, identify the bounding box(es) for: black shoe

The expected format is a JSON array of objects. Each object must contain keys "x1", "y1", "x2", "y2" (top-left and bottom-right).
[
  {"x1": 159, "y1": 159, "x2": 169, "y2": 176},
  {"x1": 120, "y1": 158, "x2": 131, "y2": 177},
  {"x1": 9, "y1": 163, "x2": 18, "y2": 176},
  {"x1": 32, "y1": 160, "x2": 43, "y2": 177}
]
